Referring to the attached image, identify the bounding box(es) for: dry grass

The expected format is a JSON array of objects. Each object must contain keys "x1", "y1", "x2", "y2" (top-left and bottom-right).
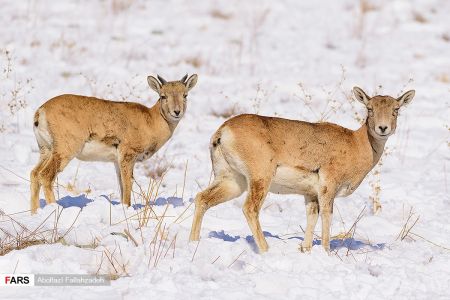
[
  {"x1": 442, "y1": 33, "x2": 450, "y2": 42},
  {"x1": 110, "y1": 0, "x2": 134, "y2": 14},
  {"x1": 0, "y1": 49, "x2": 34, "y2": 133},
  {"x1": 185, "y1": 56, "x2": 203, "y2": 68},
  {"x1": 436, "y1": 73, "x2": 450, "y2": 83},
  {"x1": 353, "y1": 0, "x2": 378, "y2": 39},
  {"x1": 368, "y1": 147, "x2": 392, "y2": 214},
  {"x1": 143, "y1": 154, "x2": 172, "y2": 180},
  {"x1": 210, "y1": 9, "x2": 232, "y2": 20},
  {"x1": 65, "y1": 161, "x2": 92, "y2": 195},
  {"x1": 412, "y1": 11, "x2": 428, "y2": 24},
  {"x1": 296, "y1": 66, "x2": 364, "y2": 123},
  {"x1": 0, "y1": 170, "x2": 186, "y2": 278},
  {"x1": 251, "y1": 83, "x2": 277, "y2": 114},
  {"x1": 0, "y1": 239, "x2": 47, "y2": 256},
  {"x1": 394, "y1": 206, "x2": 450, "y2": 251},
  {"x1": 396, "y1": 206, "x2": 420, "y2": 242},
  {"x1": 95, "y1": 240, "x2": 130, "y2": 279},
  {"x1": 0, "y1": 207, "x2": 80, "y2": 256},
  {"x1": 332, "y1": 206, "x2": 367, "y2": 261},
  {"x1": 296, "y1": 205, "x2": 376, "y2": 261},
  {"x1": 210, "y1": 103, "x2": 242, "y2": 118},
  {"x1": 210, "y1": 90, "x2": 243, "y2": 119}
]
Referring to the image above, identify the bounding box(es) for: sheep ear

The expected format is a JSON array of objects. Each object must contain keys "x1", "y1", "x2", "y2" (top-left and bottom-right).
[
  {"x1": 180, "y1": 74, "x2": 188, "y2": 83},
  {"x1": 147, "y1": 76, "x2": 161, "y2": 94},
  {"x1": 397, "y1": 90, "x2": 415, "y2": 106},
  {"x1": 185, "y1": 74, "x2": 198, "y2": 91},
  {"x1": 352, "y1": 86, "x2": 371, "y2": 105},
  {"x1": 157, "y1": 75, "x2": 167, "y2": 85}
]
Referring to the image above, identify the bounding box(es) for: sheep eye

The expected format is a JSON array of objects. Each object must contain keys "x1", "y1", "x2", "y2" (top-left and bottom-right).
[
  {"x1": 367, "y1": 108, "x2": 374, "y2": 115},
  {"x1": 161, "y1": 95, "x2": 167, "y2": 100},
  {"x1": 183, "y1": 94, "x2": 187, "y2": 98}
]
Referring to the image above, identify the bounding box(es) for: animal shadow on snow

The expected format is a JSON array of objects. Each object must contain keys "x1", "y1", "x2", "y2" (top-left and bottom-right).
[
  {"x1": 39, "y1": 194, "x2": 185, "y2": 209},
  {"x1": 209, "y1": 230, "x2": 385, "y2": 253}
]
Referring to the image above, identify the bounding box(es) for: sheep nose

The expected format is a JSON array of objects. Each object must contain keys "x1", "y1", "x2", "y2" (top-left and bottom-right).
[
  {"x1": 174, "y1": 110, "x2": 181, "y2": 116},
  {"x1": 378, "y1": 126, "x2": 388, "y2": 133}
]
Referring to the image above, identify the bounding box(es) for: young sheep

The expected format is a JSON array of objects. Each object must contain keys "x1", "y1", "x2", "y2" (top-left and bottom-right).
[{"x1": 30, "y1": 74, "x2": 198, "y2": 214}]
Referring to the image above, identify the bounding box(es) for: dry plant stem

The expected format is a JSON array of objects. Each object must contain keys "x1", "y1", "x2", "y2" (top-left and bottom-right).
[
  {"x1": 13, "y1": 259, "x2": 19, "y2": 273},
  {"x1": 163, "y1": 233, "x2": 177, "y2": 259},
  {"x1": 96, "y1": 252, "x2": 105, "y2": 275},
  {"x1": 191, "y1": 241, "x2": 200, "y2": 262},
  {"x1": 109, "y1": 200, "x2": 112, "y2": 226},
  {"x1": 134, "y1": 170, "x2": 168, "y2": 227},
  {"x1": 228, "y1": 250, "x2": 246, "y2": 268},
  {"x1": 103, "y1": 241, "x2": 129, "y2": 277},
  {"x1": 153, "y1": 224, "x2": 167, "y2": 267},
  {"x1": 118, "y1": 244, "x2": 129, "y2": 275},
  {"x1": 52, "y1": 207, "x2": 62, "y2": 243},
  {"x1": 134, "y1": 179, "x2": 158, "y2": 226},
  {"x1": 28, "y1": 209, "x2": 56, "y2": 238},
  {"x1": 152, "y1": 204, "x2": 169, "y2": 245},
  {"x1": 409, "y1": 232, "x2": 450, "y2": 252},
  {"x1": 335, "y1": 205, "x2": 347, "y2": 235},
  {"x1": 299, "y1": 225, "x2": 320, "y2": 240},
  {"x1": 177, "y1": 212, "x2": 194, "y2": 225},
  {"x1": 211, "y1": 256, "x2": 220, "y2": 264},
  {"x1": 104, "y1": 249, "x2": 119, "y2": 274},
  {"x1": 147, "y1": 206, "x2": 171, "y2": 267},
  {"x1": 396, "y1": 206, "x2": 417, "y2": 241},
  {"x1": 172, "y1": 202, "x2": 193, "y2": 224},
  {"x1": 172, "y1": 234, "x2": 177, "y2": 258},
  {"x1": 58, "y1": 209, "x2": 81, "y2": 241},
  {"x1": 401, "y1": 216, "x2": 420, "y2": 241},
  {"x1": 369, "y1": 149, "x2": 391, "y2": 214},
  {"x1": 0, "y1": 164, "x2": 66, "y2": 191},
  {"x1": 171, "y1": 161, "x2": 193, "y2": 224},
  {"x1": 393, "y1": 206, "x2": 450, "y2": 252},
  {"x1": 124, "y1": 229, "x2": 138, "y2": 247},
  {"x1": 343, "y1": 206, "x2": 366, "y2": 238},
  {"x1": 182, "y1": 160, "x2": 188, "y2": 200},
  {"x1": 154, "y1": 234, "x2": 168, "y2": 267},
  {"x1": 0, "y1": 164, "x2": 31, "y2": 183},
  {"x1": 331, "y1": 206, "x2": 366, "y2": 257},
  {"x1": 0, "y1": 208, "x2": 80, "y2": 255},
  {"x1": 120, "y1": 198, "x2": 131, "y2": 236}
]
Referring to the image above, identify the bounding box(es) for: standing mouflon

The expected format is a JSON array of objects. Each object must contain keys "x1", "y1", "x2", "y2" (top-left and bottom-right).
[
  {"x1": 30, "y1": 74, "x2": 198, "y2": 214},
  {"x1": 189, "y1": 87, "x2": 414, "y2": 253}
]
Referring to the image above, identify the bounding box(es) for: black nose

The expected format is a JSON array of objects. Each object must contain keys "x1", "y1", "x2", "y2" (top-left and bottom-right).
[
  {"x1": 174, "y1": 110, "x2": 181, "y2": 116},
  {"x1": 378, "y1": 126, "x2": 388, "y2": 133}
]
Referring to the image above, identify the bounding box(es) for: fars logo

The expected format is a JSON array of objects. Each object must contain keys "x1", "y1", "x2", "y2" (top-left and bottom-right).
[{"x1": 0, "y1": 274, "x2": 34, "y2": 286}]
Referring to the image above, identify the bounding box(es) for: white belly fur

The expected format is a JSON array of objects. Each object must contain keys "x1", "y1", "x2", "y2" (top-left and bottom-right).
[
  {"x1": 77, "y1": 141, "x2": 118, "y2": 162},
  {"x1": 270, "y1": 166, "x2": 319, "y2": 195}
]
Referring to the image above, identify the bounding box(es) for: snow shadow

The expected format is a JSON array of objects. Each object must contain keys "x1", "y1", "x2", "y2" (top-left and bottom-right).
[
  {"x1": 39, "y1": 194, "x2": 93, "y2": 209},
  {"x1": 209, "y1": 230, "x2": 385, "y2": 253},
  {"x1": 98, "y1": 195, "x2": 185, "y2": 209},
  {"x1": 40, "y1": 195, "x2": 185, "y2": 209}
]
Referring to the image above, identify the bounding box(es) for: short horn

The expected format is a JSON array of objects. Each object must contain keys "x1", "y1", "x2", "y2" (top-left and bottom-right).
[
  {"x1": 180, "y1": 74, "x2": 188, "y2": 83},
  {"x1": 157, "y1": 75, "x2": 167, "y2": 85}
]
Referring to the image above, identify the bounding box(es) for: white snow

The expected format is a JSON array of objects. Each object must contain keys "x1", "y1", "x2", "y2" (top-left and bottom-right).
[{"x1": 0, "y1": 0, "x2": 449, "y2": 299}]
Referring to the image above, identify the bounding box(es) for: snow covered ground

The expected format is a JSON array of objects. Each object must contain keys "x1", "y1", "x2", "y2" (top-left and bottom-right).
[{"x1": 0, "y1": 0, "x2": 449, "y2": 298}]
